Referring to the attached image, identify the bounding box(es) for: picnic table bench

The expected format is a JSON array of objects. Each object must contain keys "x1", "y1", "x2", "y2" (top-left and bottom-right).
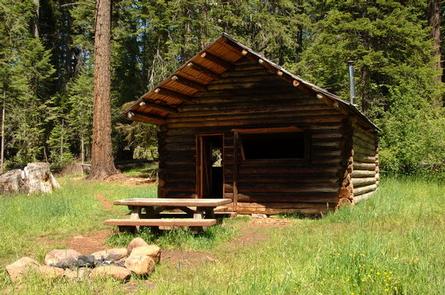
[{"x1": 104, "y1": 198, "x2": 232, "y2": 232}]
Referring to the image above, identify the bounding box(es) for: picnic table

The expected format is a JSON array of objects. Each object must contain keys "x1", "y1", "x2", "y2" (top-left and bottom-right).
[{"x1": 104, "y1": 198, "x2": 232, "y2": 232}]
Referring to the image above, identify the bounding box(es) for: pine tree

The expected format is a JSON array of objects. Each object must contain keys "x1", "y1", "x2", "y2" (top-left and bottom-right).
[{"x1": 90, "y1": 0, "x2": 117, "y2": 179}]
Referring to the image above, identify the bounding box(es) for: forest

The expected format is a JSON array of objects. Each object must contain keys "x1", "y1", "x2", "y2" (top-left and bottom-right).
[{"x1": 0, "y1": 0, "x2": 444, "y2": 176}]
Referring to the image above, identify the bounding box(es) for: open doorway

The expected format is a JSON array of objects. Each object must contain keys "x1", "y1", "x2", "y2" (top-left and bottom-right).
[{"x1": 198, "y1": 135, "x2": 223, "y2": 198}]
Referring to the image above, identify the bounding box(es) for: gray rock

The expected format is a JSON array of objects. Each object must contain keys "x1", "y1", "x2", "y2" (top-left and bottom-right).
[
  {"x1": 0, "y1": 162, "x2": 60, "y2": 195},
  {"x1": 91, "y1": 248, "x2": 127, "y2": 262},
  {"x1": 90, "y1": 265, "x2": 131, "y2": 282},
  {"x1": 44, "y1": 249, "x2": 81, "y2": 269},
  {"x1": 24, "y1": 162, "x2": 60, "y2": 194},
  {"x1": 5, "y1": 257, "x2": 40, "y2": 282},
  {"x1": 0, "y1": 170, "x2": 26, "y2": 195},
  {"x1": 75, "y1": 255, "x2": 95, "y2": 268}
]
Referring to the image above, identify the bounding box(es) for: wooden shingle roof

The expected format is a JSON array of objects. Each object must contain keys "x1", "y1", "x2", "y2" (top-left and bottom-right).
[{"x1": 125, "y1": 33, "x2": 378, "y2": 131}]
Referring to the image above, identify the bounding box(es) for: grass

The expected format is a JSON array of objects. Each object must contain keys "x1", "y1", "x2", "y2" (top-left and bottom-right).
[
  {"x1": 0, "y1": 177, "x2": 444, "y2": 294},
  {"x1": 121, "y1": 162, "x2": 158, "y2": 178},
  {"x1": 0, "y1": 178, "x2": 154, "y2": 266}
]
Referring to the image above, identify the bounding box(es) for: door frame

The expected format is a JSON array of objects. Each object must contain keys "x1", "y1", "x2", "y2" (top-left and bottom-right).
[{"x1": 196, "y1": 133, "x2": 224, "y2": 199}]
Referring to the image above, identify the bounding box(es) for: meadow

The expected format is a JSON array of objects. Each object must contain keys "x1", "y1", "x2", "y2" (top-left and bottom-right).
[{"x1": 0, "y1": 176, "x2": 444, "y2": 294}]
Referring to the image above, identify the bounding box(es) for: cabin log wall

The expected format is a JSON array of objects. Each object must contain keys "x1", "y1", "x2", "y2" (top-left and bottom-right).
[
  {"x1": 351, "y1": 120, "x2": 379, "y2": 203},
  {"x1": 158, "y1": 59, "x2": 378, "y2": 214}
]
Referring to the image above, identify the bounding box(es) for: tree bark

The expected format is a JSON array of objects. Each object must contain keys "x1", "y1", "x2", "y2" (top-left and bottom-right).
[
  {"x1": 428, "y1": 0, "x2": 442, "y2": 79},
  {"x1": 1, "y1": 91, "x2": 5, "y2": 174},
  {"x1": 89, "y1": 0, "x2": 117, "y2": 179},
  {"x1": 33, "y1": 0, "x2": 39, "y2": 37}
]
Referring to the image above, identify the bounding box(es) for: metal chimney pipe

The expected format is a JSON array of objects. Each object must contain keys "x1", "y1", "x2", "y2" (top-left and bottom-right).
[{"x1": 348, "y1": 60, "x2": 355, "y2": 105}]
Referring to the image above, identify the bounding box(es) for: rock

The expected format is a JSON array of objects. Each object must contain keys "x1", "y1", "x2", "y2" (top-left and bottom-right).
[
  {"x1": 130, "y1": 245, "x2": 161, "y2": 263},
  {"x1": 0, "y1": 162, "x2": 60, "y2": 195},
  {"x1": 124, "y1": 255, "x2": 155, "y2": 276},
  {"x1": 114, "y1": 257, "x2": 126, "y2": 268},
  {"x1": 36, "y1": 265, "x2": 64, "y2": 279},
  {"x1": 5, "y1": 257, "x2": 40, "y2": 282},
  {"x1": 0, "y1": 170, "x2": 26, "y2": 195},
  {"x1": 127, "y1": 237, "x2": 149, "y2": 253},
  {"x1": 90, "y1": 265, "x2": 131, "y2": 282},
  {"x1": 75, "y1": 255, "x2": 95, "y2": 268},
  {"x1": 24, "y1": 162, "x2": 60, "y2": 194},
  {"x1": 91, "y1": 248, "x2": 127, "y2": 262},
  {"x1": 44, "y1": 249, "x2": 81, "y2": 269}
]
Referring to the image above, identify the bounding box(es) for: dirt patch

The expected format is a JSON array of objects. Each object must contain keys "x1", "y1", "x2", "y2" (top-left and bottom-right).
[
  {"x1": 96, "y1": 193, "x2": 113, "y2": 211},
  {"x1": 249, "y1": 217, "x2": 291, "y2": 227},
  {"x1": 161, "y1": 249, "x2": 217, "y2": 269},
  {"x1": 67, "y1": 230, "x2": 111, "y2": 255},
  {"x1": 104, "y1": 173, "x2": 155, "y2": 186}
]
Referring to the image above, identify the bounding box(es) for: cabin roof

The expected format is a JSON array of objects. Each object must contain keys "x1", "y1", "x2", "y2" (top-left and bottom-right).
[{"x1": 124, "y1": 33, "x2": 378, "y2": 131}]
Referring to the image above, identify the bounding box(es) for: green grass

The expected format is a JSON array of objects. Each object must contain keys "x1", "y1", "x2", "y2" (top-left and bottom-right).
[
  {"x1": 121, "y1": 162, "x2": 158, "y2": 178},
  {"x1": 1, "y1": 177, "x2": 444, "y2": 294},
  {"x1": 0, "y1": 178, "x2": 155, "y2": 266}
]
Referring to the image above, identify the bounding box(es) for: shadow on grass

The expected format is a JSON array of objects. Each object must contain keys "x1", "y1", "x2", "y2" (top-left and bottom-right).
[{"x1": 106, "y1": 222, "x2": 238, "y2": 251}]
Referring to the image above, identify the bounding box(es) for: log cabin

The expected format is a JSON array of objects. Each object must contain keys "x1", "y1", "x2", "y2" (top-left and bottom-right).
[{"x1": 124, "y1": 33, "x2": 380, "y2": 215}]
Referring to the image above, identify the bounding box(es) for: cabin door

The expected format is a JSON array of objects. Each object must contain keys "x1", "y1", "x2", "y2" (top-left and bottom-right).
[{"x1": 197, "y1": 135, "x2": 223, "y2": 198}]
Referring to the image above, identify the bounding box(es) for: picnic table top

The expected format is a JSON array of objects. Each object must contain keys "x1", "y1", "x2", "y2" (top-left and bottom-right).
[{"x1": 113, "y1": 198, "x2": 232, "y2": 208}]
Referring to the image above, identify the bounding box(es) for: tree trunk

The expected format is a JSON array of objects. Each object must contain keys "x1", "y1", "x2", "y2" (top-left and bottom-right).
[
  {"x1": 428, "y1": 0, "x2": 442, "y2": 79},
  {"x1": 33, "y1": 0, "x2": 39, "y2": 37},
  {"x1": 89, "y1": 0, "x2": 117, "y2": 179},
  {"x1": 80, "y1": 135, "x2": 85, "y2": 165},
  {"x1": 0, "y1": 92, "x2": 5, "y2": 174}
]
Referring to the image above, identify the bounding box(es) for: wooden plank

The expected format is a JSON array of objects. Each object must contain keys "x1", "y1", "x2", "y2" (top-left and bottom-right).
[
  {"x1": 104, "y1": 218, "x2": 217, "y2": 227},
  {"x1": 232, "y1": 126, "x2": 303, "y2": 134},
  {"x1": 140, "y1": 100, "x2": 178, "y2": 113},
  {"x1": 233, "y1": 131, "x2": 239, "y2": 210},
  {"x1": 201, "y1": 51, "x2": 232, "y2": 69},
  {"x1": 153, "y1": 87, "x2": 194, "y2": 104},
  {"x1": 128, "y1": 111, "x2": 166, "y2": 125},
  {"x1": 172, "y1": 75, "x2": 207, "y2": 92},
  {"x1": 186, "y1": 62, "x2": 219, "y2": 79},
  {"x1": 113, "y1": 198, "x2": 232, "y2": 207}
]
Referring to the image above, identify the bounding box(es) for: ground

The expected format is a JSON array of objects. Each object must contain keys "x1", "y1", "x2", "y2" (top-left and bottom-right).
[{"x1": 0, "y1": 176, "x2": 444, "y2": 294}]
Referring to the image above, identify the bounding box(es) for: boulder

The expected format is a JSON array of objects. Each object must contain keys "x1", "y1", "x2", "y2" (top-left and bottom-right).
[
  {"x1": 130, "y1": 245, "x2": 161, "y2": 263},
  {"x1": 36, "y1": 265, "x2": 64, "y2": 280},
  {"x1": 91, "y1": 248, "x2": 128, "y2": 263},
  {"x1": 124, "y1": 255, "x2": 155, "y2": 276},
  {"x1": 5, "y1": 257, "x2": 40, "y2": 282},
  {"x1": 90, "y1": 265, "x2": 131, "y2": 282},
  {"x1": 0, "y1": 162, "x2": 60, "y2": 195},
  {"x1": 0, "y1": 170, "x2": 26, "y2": 195},
  {"x1": 114, "y1": 257, "x2": 126, "y2": 268},
  {"x1": 24, "y1": 162, "x2": 60, "y2": 194},
  {"x1": 44, "y1": 249, "x2": 81, "y2": 269},
  {"x1": 127, "y1": 237, "x2": 149, "y2": 253}
]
